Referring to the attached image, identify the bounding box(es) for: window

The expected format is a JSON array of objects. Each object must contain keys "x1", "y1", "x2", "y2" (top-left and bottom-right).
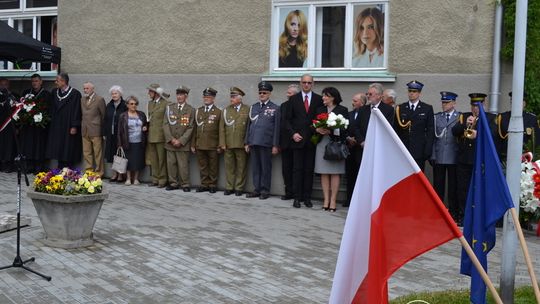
[
  {"x1": 271, "y1": 0, "x2": 389, "y2": 72},
  {"x1": 0, "y1": 0, "x2": 57, "y2": 73}
]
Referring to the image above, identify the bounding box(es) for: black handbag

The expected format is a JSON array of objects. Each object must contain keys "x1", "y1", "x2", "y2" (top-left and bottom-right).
[{"x1": 323, "y1": 140, "x2": 350, "y2": 161}]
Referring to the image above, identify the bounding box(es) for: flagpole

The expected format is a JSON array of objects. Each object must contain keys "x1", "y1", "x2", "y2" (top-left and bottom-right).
[
  {"x1": 509, "y1": 208, "x2": 540, "y2": 301},
  {"x1": 458, "y1": 236, "x2": 503, "y2": 304}
]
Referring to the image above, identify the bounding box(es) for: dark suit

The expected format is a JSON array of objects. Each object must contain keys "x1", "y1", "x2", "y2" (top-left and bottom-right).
[
  {"x1": 280, "y1": 100, "x2": 294, "y2": 197},
  {"x1": 345, "y1": 108, "x2": 362, "y2": 206},
  {"x1": 394, "y1": 101, "x2": 434, "y2": 171},
  {"x1": 284, "y1": 91, "x2": 323, "y2": 202},
  {"x1": 495, "y1": 111, "x2": 539, "y2": 160},
  {"x1": 357, "y1": 102, "x2": 395, "y2": 146}
]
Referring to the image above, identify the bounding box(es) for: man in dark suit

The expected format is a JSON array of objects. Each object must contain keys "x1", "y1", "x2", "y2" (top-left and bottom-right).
[
  {"x1": 357, "y1": 83, "x2": 395, "y2": 150},
  {"x1": 279, "y1": 84, "x2": 300, "y2": 200},
  {"x1": 394, "y1": 80, "x2": 434, "y2": 171},
  {"x1": 344, "y1": 92, "x2": 366, "y2": 207},
  {"x1": 284, "y1": 74, "x2": 323, "y2": 208}
]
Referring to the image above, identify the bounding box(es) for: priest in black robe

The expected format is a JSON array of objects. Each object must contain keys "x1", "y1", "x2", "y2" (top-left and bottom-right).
[
  {"x1": 0, "y1": 88, "x2": 16, "y2": 172},
  {"x1": 45, "y1": 73, "x2": 82, "y2": 168}
]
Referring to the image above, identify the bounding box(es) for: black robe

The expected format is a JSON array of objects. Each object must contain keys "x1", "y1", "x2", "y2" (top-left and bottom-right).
[
  {"x1": 19, "y1": 88, "x2": 52, "y2": 162},
  {"x1": 0, "y1": 98, "x2": 16, "y2": 162},
  {"x1": 103, "y1": 98, "x2": 127, "y2": 162},
  {"x1": 45, "y1": 87, "x2": 82, "y2": 164}
]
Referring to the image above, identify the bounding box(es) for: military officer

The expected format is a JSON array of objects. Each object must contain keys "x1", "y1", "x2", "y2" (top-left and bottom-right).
[
  {"x1": 146, "y1": 84, "x2": 170, "y2": 188},
  {"x1": 495, "y1": 91, "x2": 539, "y2": 160},
  {"x1": 394, "y1": 80, "x2": 434, "y2": 171},
  {"x1": 191, "y1": 87, "x2": 222, "y2": 193},
  {"x1": 452, "y1": 93, "x2": 496, "y2": 225},
  {"x1": 245, "y1": 81, "x2": 280, "y2": 200},
  {"x1": 219, "y1": 87, "x2": 250, "y2": 196},
  {"x1": 431, "y1": 91, "x2": 460, "y2": 221},
  {"x1": 163, "y1": 86, "x2": 194, "y2": 192}
]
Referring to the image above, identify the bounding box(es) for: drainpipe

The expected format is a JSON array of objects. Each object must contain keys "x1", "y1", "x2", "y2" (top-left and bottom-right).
[{"x1": 488, "y1": 2, "x2": 503, "y2": 114}]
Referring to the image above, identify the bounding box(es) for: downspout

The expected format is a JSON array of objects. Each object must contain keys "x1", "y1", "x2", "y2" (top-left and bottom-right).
[{"x1": 489, "y1": 1, "x2": 503, "y2": 114}]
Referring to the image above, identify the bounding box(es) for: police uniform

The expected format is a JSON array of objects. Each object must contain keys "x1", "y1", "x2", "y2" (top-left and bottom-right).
[
  {"x1": 146, "y1": 84, "x2": 169, "y2": 187},
  {"x1": 192, "y1": 87, "x2": 222, "y2": 192},
  {"x1": 219, "y1": 87, "x2": 250, "y2": 196},
  {"x1": 431, "y1": 91, "x2": 460, "y2": 220},
  {"x1": 394, "y1": 80, "x2": 435, "y2": 171},
  {"x1": 245, "y1": 81, "x2": 280, "y2": 199},
  {"x1": 495, "y1": 91, "x2": 540, "y2": 160},
  {"x1": 163, "y1": 86, "x2": 194, "y2": 191},
  {"x1": 451, "y1": 93, "x2": 496, "y2": 224}
]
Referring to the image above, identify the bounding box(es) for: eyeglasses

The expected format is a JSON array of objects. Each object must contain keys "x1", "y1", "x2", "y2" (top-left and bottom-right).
[
  {"x1": 301, "y1": 81, "x2": 313, "y2": 84},
  {"x1": 366, "y1": 93, "x2": 375, "y2": 96},
  {"x1": 408, "y1": 89, "x2": 419, "y2": 93},
  {"x1": 258, "y1": 92, "x2": 269, "y2": 95},
  {"x1": 128, "y1": 103, "x2": 137, "y2": 105}
]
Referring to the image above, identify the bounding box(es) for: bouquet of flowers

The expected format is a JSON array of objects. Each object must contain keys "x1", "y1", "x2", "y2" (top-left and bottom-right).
[
  {"x1": 12, "y1": 93, "x2": 50, "y2": 128},
  {"x1": 34, "y1": 167, "x2": 103, "y2": 195},
  {"x1": 520, "y1": 153, "x2": 540, "y2": 226},
  {"x1": 311, "y1": 112, "x2": 349, "y2": 144}
]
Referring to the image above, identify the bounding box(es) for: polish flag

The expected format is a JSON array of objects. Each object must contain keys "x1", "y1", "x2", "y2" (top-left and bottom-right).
[{"x1": 329, "y1": 108, "x2": 463, "y2": 303}]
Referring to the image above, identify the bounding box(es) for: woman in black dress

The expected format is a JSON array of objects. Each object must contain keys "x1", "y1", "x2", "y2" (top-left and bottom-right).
[{"x1": 103, "y1": 85, "x2": 127, "y2": 181}]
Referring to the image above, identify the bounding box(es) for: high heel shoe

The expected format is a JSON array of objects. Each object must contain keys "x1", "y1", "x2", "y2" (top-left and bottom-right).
[
  {"x1": 322, "y1": 206, "x2": 329, "y2": 211},
  {"x1": 329, "y1": 208, "x2": 337, "y2": 213}
]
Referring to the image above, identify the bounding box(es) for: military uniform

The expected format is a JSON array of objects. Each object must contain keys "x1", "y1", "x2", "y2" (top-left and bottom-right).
[
  {"x1": 394, "y1": 81, "x2": 434, "y2": 171},
  {"x1": 192, "y1": 88, "x2": 222, "y2": 192},
  {"x1": 246, "y1": 81, "x2": 280, "y2": 199},
  {"x1": 451, "y1": 93, "x2": 496, "y2": 224},
  {"x1": 219, "y1": 87, "x2": 250, "y2": 195},
  {"x1": 146, "y1": 84, "x2": 169, "y2": 187},
  {"x1": 163, "y1": 87, "x2": 194, "y2": 191},
  {"x1": 431, "y1": 91, "x2": 460, "y2": 221}
]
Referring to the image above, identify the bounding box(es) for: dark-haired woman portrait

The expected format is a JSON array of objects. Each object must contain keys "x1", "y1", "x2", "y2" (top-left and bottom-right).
[{"x1": 314, "y1": 87, "x2": 349, "y2": 212}]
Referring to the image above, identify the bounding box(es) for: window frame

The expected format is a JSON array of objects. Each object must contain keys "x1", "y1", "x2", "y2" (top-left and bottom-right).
[{"x1": 268, "y1": 0, "x2": 393, "y2": 81}]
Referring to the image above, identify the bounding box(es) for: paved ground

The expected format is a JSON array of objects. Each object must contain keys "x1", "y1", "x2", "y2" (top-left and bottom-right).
[{"x1": 0, "y1": 171, "x2": 538, "y2": 303}]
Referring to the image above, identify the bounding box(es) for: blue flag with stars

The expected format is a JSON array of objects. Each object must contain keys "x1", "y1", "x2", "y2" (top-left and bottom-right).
[{"x1": 459, "y1": 104, "x2": 514, "y2": 304}]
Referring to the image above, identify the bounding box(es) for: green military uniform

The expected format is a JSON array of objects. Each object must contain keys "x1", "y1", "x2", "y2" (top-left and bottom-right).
[
  {"x1": 163, "y1": 89, "x2": 194, "y2": 190},
  {"x1": 192, "y1": 88, "x2": 222, "y2": 190},
  {"x1": 219, "y1": 87, "x2": 250, "y2": 195},
  {"x1": 146, "y1": 84, "x2": 169, "y2": 187}
]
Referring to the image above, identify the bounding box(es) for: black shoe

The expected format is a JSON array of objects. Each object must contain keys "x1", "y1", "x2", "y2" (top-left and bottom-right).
[
  {"x1": 183, "y1": 187, "x2": 191, "y2": 192},
  {"x1": 246, "y1": 192, "x2": 260, "y2": 198},
  {"x1": 166, "y1": 185, "x2": 179, "y2": 191},
  {"x1": 281, "y1": 194, "x2": 294, "y2": 200},
  {"x1": 235, "y1": 191, "x2": 243, "y2": 196},
  {"x1": 224, "y1": 190, "x2": 234, "y2": 195},
  {"x1": 196, "y1": 187, "x2": 208, "y2": 192},
  {"x1": 293, "y1": 200, "x2": 301, "y2": 208},
  {"x1": 260, "y1": 193, "x2": 269, "y2": 200},
  {"x1": 209, "y1": 187, "x2": 217, "y2": 193},
  {"x1": 304, "y1": 200, "x2": 313, "y2": 208}
]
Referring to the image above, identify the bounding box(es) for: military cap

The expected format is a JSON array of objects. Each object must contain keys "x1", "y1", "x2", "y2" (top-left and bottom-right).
[
  {"x1": 406, "y1": 80, "x2": 424, "y2": 91},
  {"x1": 258, "y1": 81, "x2": 273, "y2": 92},
  {"x1": 147, "y1": 83, "x2": 170, "y2": 99},
  {"x1": 440, "y1": 91, "x2": 458, "y2": 102},
  {"x1": 203, "y1": 87, "x2": 218, "y2": 96},
  {"x1": 176, "y1": 86, "x2": 190, "y2": 94},
  {"x1": 147, "y1": 83, "x2": 161, "y2": 92},
  {"x1": 230, "y1": 87, "x2": 245, "y2": 96},
  {"x1": 468, "y1": 93, "x2": 487, "y2": 104}
]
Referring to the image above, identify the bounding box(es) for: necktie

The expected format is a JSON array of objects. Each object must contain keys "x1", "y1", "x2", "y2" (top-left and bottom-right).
[
  {"x1": 205, "y1": 106, "x2": 209, "y2": 112},
  {"x1": 446, "y1": 113, "x2": 450, "y2": 122},
  {"x1": 411, "y1": 104, "x2": 415, "y2": 112},
  {"x1": 260, "y1": 103, "x2": 264, "y2": 109},
  {"x1": 304, "y1": 95, "x2": 309, "y2": 112}
]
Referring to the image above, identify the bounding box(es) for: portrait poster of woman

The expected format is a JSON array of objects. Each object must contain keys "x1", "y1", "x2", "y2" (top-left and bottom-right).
[
  {"x1": 352, "y1": 4, "x2": 386, "y2": 68},
  {"x1": 278, "y1": 7, "x2": 309, "y2": 68}
]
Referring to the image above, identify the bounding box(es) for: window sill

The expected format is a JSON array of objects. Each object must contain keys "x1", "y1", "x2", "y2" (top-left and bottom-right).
[
  {"x1": 0, "y1": 70, "x2": 57, "y2": 80},
  {"x1": 261, "y1": 70, "x2": 396, "y2": 82}
]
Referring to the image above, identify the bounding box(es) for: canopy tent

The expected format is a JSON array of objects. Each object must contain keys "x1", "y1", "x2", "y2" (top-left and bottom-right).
[{"x1": 0, "y1": 21, "x2": 61, "y2": 64}]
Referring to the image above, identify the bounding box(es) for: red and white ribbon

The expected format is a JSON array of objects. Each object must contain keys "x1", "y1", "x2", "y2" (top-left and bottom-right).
[{"x1": 0, "y1": 102, "x2": 23, "y2": 132}]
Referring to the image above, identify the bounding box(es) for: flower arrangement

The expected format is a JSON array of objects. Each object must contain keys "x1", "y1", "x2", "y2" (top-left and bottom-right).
[
  {"x1": 33, "y1": 167, "x2": 103, "y2": 195},
  {"x1": 311, "y1": 112, "x2": 349, "y2": 144},
  {"x1": 12, "y1": 93, "x2": 50, "y2": 128},
  {"x1": 520, "y1": 153, "x2": 540, "y2": 225}
]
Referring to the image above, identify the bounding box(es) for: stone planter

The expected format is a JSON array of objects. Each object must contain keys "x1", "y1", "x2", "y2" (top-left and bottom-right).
[{"x1": 27, "y1": 190, "x2": 108, "y2": 249}]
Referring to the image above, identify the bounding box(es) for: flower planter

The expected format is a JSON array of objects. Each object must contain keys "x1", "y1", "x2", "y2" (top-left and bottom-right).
[{"x1": 27, "y1": 190, "x2": 108, "y2": 249}]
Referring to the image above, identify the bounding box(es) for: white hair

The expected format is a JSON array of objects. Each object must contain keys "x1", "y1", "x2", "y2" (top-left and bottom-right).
[
  {"x1": 384, "y1": 88, "x2": 397, "y2": 101},
  {"x1": 287, "y1": 84, "x2": 300, "y2": 94},
  {"x1": 83, "y1": 81, "x2": 95, "y2": 89},
  {"x1": 109, "y1": 85, "x2": 123, "y2": 95}
]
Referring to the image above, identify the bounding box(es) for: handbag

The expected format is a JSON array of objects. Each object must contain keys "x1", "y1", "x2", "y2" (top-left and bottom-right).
[
  {"x1": 112, "y1": 147, "x2": 128, "y2": 174},
  {"x1": 323, "y1": 139, "x2": 350, "y2": 161}
]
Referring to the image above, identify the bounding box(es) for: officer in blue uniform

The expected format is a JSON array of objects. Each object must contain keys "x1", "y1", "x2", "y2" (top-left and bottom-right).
[
  {"x1": 394, "y1": 80, "x2": 435, "y2": 171},
  {"x1": 431, "y1": 91, "x2": 460, "y2": 221},
  {"x1": 245, "y1": 81, "x2": 281, "y2": 200}
]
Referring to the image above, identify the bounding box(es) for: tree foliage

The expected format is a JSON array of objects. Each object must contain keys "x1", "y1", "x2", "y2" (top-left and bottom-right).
[{"x1": 501, "y1": 0, "x2": 540, "y2": 114}]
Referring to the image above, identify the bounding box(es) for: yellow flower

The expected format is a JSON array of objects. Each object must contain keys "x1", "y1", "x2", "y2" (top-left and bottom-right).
[
  {"x1": 88, "y1": 186, "x2": 95, "y2": 193},
  {"x1": 78, "y1": 178, "x2": 85, "y2": 185},
  {"x1": 84, "y1": 181, "x2": 91, "y2": 188}
]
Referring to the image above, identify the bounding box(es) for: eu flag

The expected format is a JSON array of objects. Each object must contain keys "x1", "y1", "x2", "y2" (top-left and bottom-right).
[{"x1": 459, "y1": 105, "x2": 514, "y2": 304}]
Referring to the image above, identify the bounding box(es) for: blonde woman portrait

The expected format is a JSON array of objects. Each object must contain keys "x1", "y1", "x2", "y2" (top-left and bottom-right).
[
  {"x1": 279, "y1": 9, "x2": 308, "y2": 68},
  {"x1": 352, "y1": 6, "x2": 384, "y2": 68}
]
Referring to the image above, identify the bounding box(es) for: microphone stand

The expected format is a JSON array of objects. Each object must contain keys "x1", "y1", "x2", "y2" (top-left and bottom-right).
[{"x1": 0, "y1": 123, "x2": 51, "y2": 281}]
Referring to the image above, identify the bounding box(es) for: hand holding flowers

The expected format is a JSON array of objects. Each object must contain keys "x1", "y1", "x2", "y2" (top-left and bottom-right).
[{"x1": 310, "y1": 112, "x2": 349, "y2": 145}]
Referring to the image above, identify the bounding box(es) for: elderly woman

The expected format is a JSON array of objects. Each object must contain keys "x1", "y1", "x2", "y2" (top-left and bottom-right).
[
  {"x1": 103, "y1": 85, "x2": 128, "y2": 182},
  {"x1": 117, "y1": 96, "x2": 147, "y2": 185}
]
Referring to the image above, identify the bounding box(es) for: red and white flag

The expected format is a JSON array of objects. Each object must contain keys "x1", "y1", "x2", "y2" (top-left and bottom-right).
[{"x1": 329, "y1": 108, "x2": 463, "y2": 303}]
